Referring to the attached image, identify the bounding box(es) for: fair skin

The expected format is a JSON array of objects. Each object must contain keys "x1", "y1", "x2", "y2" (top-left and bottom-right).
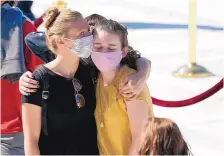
[
  {"x1": 120, "y1": 57, "x2": 151, "y2": 100},
  {"x1": 19, "y1": 53, "x2": 150, "y2": 99},
  {"x1": 19, "y1": 22, "x2": 151, "y2": 99},
  {"x1": 22, "y1": 18, "x2": 90, "y2": 155},
  {"x1": 93, "y1": 29, "x2": 149, "y2": 155}
]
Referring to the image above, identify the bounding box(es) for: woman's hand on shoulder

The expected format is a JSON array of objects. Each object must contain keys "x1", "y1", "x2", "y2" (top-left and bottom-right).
[
  {"x1": 119, "y1": 72, "x2": 146, "y2": 100},
  {"x1": 19, "y1": 71, "x2": 39, "y2": 95},
  {"x1": 119, "y1": 57, "x2": 151, "y2": 100}
]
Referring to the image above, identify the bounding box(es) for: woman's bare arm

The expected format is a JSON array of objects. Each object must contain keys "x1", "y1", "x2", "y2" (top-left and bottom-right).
[
  {"x1": 125, "y1": 100, "x2": 149, "y2": 155},
  {"x1": 22, "y1": 103, "x2": 41, "y2": 155}
]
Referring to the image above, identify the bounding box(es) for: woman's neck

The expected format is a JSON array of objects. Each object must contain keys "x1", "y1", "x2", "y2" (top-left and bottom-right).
[
  {"x1": 101, "y1": 65, "x2": 120, "y2": 86},
  {"x1": 45, "y1": 51, "x2": 79, "y2": 79}
]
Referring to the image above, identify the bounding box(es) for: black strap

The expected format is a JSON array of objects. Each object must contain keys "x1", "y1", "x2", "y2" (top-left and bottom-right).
[
  {"x1": 86, "y1": 60, "x2": 98, "y2": 88},
  {"x1": 91, "y1": 66, "x2": 98, "y2": 87},
  {"x1": 35, "y1": 66, "x2": 49, "y2": 136}
]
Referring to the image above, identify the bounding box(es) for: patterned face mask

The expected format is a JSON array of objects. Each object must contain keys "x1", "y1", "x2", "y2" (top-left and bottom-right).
[{"x1": 64, "y1": 35, "x2": 93, "y2": 58}]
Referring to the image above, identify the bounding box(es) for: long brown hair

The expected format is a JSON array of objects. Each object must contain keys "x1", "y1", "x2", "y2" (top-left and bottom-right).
[{"x1": 138, "y1": 117, "x2": 192, "y2": 155}]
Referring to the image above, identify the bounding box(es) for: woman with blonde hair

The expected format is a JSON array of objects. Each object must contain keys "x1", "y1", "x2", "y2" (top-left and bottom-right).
[{"x1": 21, "y1": 7, "x2": 98, "y2": 155}]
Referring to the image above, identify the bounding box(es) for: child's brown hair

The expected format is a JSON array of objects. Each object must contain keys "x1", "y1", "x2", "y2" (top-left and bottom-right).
[
  {"x1": 138, "y1": 117, "x2": 192, "y2": 155},
  {"x1": 85, "y1": 14, "x2": 107, "y2": 27}
]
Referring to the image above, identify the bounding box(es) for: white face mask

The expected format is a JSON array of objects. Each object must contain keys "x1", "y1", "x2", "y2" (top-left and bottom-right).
[{"x1": 65, "y1": 35, "x2": 93, "y2": 58}]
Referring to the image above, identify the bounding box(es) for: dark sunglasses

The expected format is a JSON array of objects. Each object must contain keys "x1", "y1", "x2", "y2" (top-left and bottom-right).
[{"x1": 72, "y1": 78, "x2": 85, "y2": 109}]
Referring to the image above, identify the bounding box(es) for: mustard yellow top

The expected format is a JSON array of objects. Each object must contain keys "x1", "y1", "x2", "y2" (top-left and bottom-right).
[{"x1": 95, "y1": 66, "x2": 154, "y2": 155}]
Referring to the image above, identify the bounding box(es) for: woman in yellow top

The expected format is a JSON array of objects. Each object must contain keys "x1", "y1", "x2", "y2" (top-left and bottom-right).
[{"x1": 91, "y1": 19, "x2": 154, "y2": 155}]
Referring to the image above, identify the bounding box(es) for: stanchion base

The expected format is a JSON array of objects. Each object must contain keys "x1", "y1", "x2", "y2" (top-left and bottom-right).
[{"x1": 172, "y1": 63, "x2": 214, "y2": 78}]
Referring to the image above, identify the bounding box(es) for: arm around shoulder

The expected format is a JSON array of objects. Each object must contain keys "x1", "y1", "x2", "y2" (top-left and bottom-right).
[
  {"x1": 136, "y1": 57, "x2": 151, "y2": 80},
  {"x1": 21, "y1": 69, "x2": 44, "y2": 106},
  {"x1": 25, "y1": 31, "x2": 51, "y2": 63}
]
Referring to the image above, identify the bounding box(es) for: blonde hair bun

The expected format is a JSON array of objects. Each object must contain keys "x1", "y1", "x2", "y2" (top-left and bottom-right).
[{"x1": 43, "y1": 7, "x2": 60, "y2": 29}]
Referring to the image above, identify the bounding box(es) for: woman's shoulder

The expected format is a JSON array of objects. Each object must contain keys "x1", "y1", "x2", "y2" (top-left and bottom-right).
[
  {"x1": 119, "y1": 65, "x2": 136, "y2": 77},
  {"x1": 113, "y1": 65, "x2": 136, "y2": 86},
  {"x1": 32, "y1": 66, "x2": 49, "y2": 82}
]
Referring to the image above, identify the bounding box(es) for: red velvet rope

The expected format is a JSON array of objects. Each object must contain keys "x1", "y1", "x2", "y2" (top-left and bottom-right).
[{"x1": 152, "y1": 78, "x2": 223, "y2": 107}]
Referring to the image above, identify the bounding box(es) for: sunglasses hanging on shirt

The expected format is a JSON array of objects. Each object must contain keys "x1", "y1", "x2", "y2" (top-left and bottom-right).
[{"x1": 72, "y1": 78, "x2": 85, "y2": 109}]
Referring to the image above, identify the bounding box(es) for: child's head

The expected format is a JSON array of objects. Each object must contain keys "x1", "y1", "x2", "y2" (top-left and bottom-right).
[
  {"x1": 138, "y1": 117, "x2": 191, "y2": 155},
  {"x1": 91, "y1": 19, "x2": 140, "y2": 72},
  {"x1": 85, "y1": 14, "x2": 107, "y2": 33}
]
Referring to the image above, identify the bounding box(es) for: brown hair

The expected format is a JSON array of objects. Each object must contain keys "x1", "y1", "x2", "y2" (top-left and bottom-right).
[
  {"x1": 138, "y1": 117, "x2": 192, "y2": 155},
  {"x1": 85, "y1": 14, "x2": 107, "y2": 26},
  {"x1": 43, "y1": 7, "x2": 83, "y2": 52},
  {"x1": 93, "y1": 19, "x2": 141, "y2": 70}
]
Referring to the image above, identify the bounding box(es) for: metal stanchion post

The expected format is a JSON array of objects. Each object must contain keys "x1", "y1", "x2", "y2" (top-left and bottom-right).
[
  {"x1": 172, "y1": 0, "x2": 213, "y2": 78},
  {"x1": 189, "y1": 0, "x2": 197, "y2": 65}
]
